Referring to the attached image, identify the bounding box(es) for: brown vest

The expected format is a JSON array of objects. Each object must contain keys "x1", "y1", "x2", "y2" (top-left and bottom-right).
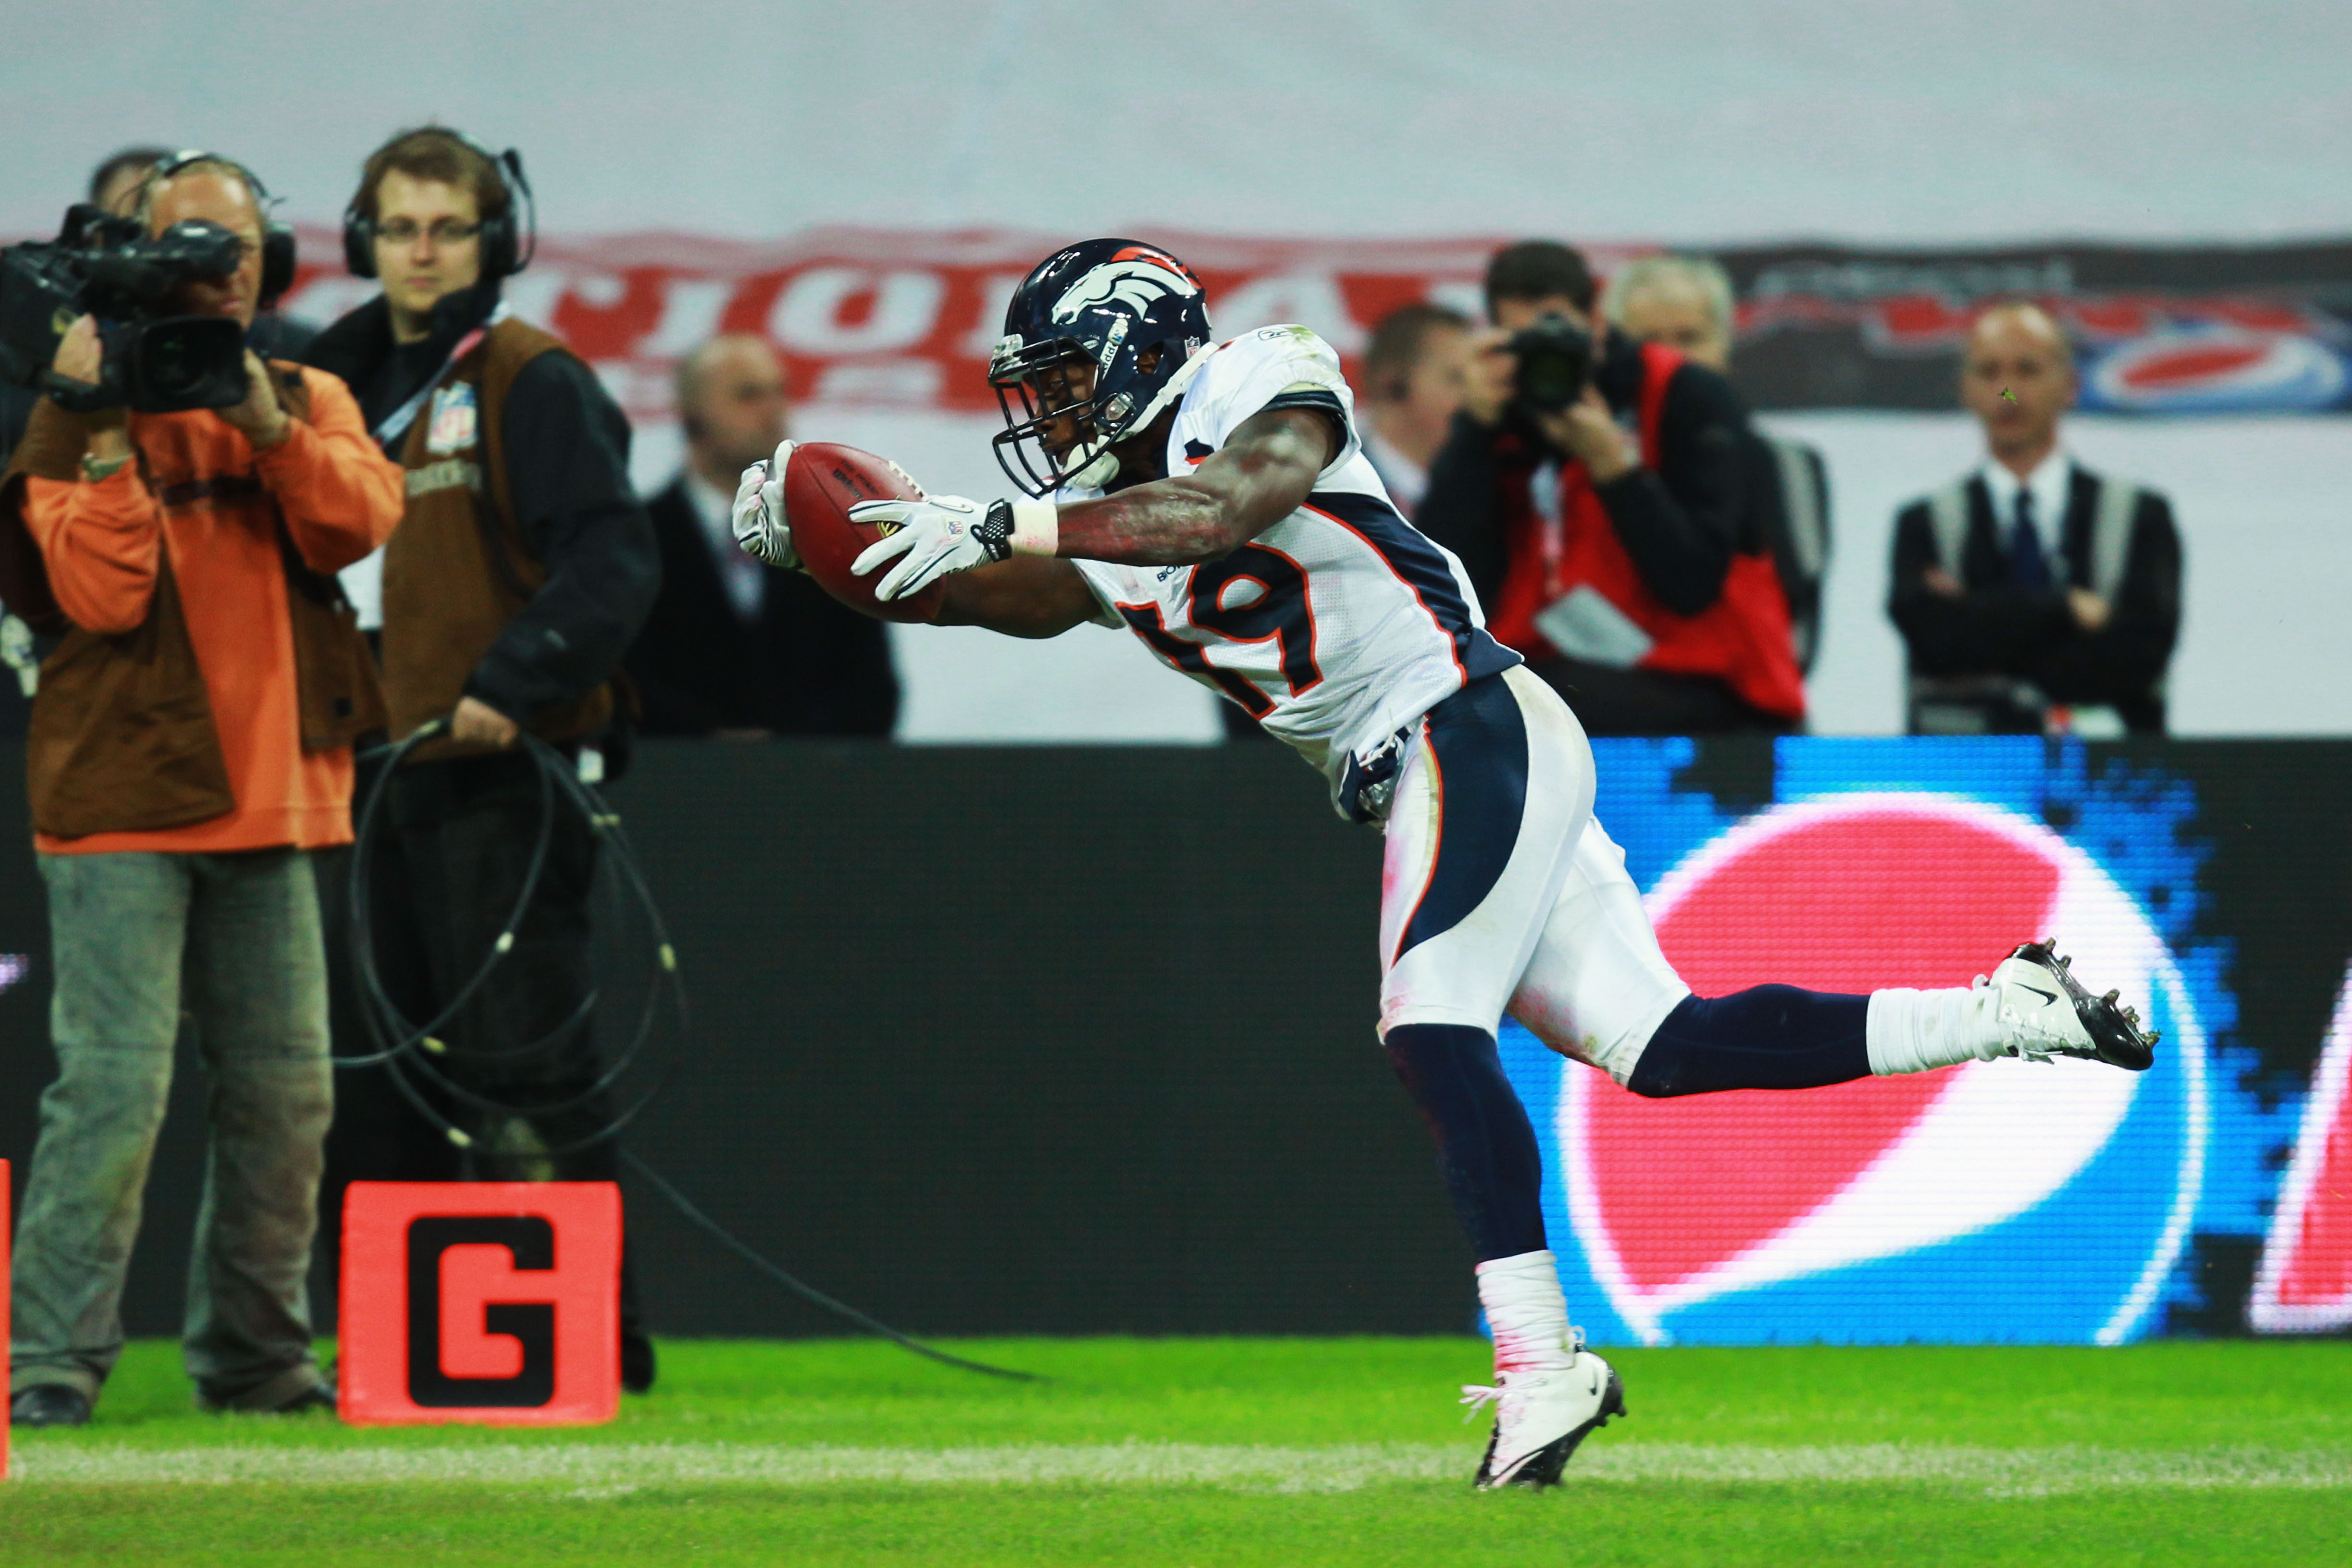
[
  {"x1": 0, "y1": 373, "x2": 385, "y2": 840},
  {"x1": 380, "y1": 317, "x2": 613, "y2": 752}
]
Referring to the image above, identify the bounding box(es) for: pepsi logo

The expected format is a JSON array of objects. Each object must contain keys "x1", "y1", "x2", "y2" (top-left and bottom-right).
[
  {"x1": 2083, "y1": 329, "x2": 2349, "y2": 413},
  {"x1": 2248, "y1": 966, "x2": 2352, "y2": 1333},
  {"x1": 1557, "y1": 794, "x2": 2206, "y2": 1346}
]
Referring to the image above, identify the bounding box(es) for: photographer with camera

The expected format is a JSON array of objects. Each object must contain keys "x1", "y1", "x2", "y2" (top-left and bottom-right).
[
  {"x1": 0, "y1": 155, "x2": 402, "y2": 1426},
  {"x1": 1415, "y1": 242, "x2": 1804, "y2": 735},
  {"x1": 302, "y1": 127, "x2": 660, "y2": 1391}
]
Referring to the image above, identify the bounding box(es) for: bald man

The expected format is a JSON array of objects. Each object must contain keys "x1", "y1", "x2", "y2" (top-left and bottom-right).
[
  {"x1": 624, "y1": 334, "x2": 897, "y2": 736},
  {"x1": 1887, "y1": 303, "x2": 2181, "y2": 735}
]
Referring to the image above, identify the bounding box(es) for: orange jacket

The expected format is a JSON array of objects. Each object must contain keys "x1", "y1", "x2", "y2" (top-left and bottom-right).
[{"x1": 24, "y1": 368, "x2": 403, "y2": 855}]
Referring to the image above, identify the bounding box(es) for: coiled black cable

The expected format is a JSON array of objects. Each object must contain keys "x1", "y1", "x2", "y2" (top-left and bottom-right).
[{"x1": 343, "y1": 721, "x2": 1043, "y2": 1384}]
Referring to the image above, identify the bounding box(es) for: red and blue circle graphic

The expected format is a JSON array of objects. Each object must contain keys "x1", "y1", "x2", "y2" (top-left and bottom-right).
[{"x1": 1519, "y1": 790, "x2": 2207, "y2": 1346}]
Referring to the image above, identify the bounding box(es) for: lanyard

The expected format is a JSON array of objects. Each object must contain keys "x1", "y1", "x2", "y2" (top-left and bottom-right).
[
  {"x1": 369, "y1": 304, "x2": 510, "y2": 453},
  {"x1": 1532, "y1": 457, "x2": 1568, "y2": 600}
]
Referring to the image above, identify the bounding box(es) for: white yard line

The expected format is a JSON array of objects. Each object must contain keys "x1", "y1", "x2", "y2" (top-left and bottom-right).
[{"x1": 12, "y1": 1441, "x2": 2352, "y2": 1494}]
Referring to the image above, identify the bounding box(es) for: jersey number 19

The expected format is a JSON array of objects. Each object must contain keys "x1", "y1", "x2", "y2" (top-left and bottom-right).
[{"x1": 1118, "y1": 544, "x2": 1323, "y2": 719}]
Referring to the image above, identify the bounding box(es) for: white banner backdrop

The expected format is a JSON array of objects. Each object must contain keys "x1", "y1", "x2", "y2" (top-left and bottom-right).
[{"x1": 7, "y1": 2, "x2": 2350, "y2": 243}]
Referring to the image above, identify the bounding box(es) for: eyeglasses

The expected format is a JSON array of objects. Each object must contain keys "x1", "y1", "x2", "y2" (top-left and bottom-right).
[{"x1": 376, "y1": 218, "x2": 482, "y2": 247}]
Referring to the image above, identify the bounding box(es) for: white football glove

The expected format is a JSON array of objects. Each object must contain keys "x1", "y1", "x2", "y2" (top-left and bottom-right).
[
  {"x1": 849, "y1": 495, "x2": 1057, "y2": 602},
  {"x1": 731, "y1": 439, "x2": 799, "y2": 570}
]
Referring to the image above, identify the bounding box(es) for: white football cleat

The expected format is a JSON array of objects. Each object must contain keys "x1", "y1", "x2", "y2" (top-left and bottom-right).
[
  {"x1": 1986, "y1": 939, "x2": 2158, "y2": 1071},
  {"x1": 1462, "y1": 1338, "x2": 1626, "y2": 1490}
]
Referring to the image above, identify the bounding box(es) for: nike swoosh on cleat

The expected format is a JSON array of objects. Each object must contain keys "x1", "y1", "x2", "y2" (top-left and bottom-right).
[{"x1": 2019, "y1": 983, "x2": 2059, "y2": 1004}]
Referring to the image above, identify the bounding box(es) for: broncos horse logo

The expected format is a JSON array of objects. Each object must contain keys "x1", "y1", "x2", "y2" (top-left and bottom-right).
[{"x1": 1049, "y1": 247, "x2": 1201, "y2": 327}]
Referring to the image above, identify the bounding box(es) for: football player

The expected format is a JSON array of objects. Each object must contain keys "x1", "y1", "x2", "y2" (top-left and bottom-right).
[{"x1": 731, "y1": 240, "x2": 2161, "y2": 1490}]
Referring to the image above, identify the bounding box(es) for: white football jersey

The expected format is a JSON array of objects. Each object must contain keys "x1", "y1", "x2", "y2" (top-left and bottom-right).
[{"x1": 1066, "y1": 325, "x2": 1519, "y2": 808}]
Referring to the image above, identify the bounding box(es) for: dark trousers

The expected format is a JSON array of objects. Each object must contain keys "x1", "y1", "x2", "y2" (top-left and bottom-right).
[{"x1": 316, "y1": 751, "x2": 645, "y2": 1338}]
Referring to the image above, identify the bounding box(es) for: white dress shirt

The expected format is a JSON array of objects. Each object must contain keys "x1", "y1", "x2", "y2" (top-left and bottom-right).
[{"x1": 685, "y1": 469, "x2": 768, "y2": 623}]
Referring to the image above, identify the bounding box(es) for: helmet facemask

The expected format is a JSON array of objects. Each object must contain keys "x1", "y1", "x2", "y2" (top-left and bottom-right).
[
  {"x1": 987, "y1": 240, "x2": 1213, "y2": 497},
  {"x1": 989, "y1": 334, "x2": 1124, "y2": 496}
]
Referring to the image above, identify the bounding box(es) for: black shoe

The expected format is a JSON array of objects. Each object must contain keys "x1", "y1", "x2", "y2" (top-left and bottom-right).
[
  {"x1": 621, "y1": 1332, "x2": 657, "y2": 1394},
  {"x1": 10, "y1": 1384, "x2": 92, "y2": 1427},
  {"x1": 268, "y1": 1378, "x2": 338, "y2": 1415}
]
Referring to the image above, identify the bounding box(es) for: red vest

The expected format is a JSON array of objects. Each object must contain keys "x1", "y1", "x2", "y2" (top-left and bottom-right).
[{"x1": 1486, "y1": 343, "x2": 1806, "y2": 722}]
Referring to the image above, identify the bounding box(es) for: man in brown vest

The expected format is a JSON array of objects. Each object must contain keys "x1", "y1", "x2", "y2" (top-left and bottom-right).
[
  {"x1": 1, "y1": 155, "x2": 404, "y2": 1427},
  {"x1": 302, "y1": 127, "x2": 661, "y2": 1391}
]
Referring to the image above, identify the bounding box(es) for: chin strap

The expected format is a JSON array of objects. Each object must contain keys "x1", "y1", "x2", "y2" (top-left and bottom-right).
[{"x1": 1061, "y1": 342, "x2": 1221, "y2": 490}]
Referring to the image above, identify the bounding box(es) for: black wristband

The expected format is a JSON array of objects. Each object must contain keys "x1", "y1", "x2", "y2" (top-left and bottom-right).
[{"x1": 976, "y1": 499, "x2": 1016, "y2": 564}]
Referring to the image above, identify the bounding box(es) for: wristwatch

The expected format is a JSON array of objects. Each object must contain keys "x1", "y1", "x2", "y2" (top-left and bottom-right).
[{"x1": 80, "y1": 451, "x2": 131, "y2": 483}]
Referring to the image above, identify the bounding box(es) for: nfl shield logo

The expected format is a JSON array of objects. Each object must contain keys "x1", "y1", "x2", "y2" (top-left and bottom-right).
[{"x1": 427, "y1": 384, "x2": 478, "y2": 454}]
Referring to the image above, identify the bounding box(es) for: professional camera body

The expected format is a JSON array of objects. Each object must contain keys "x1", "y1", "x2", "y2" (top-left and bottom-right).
[
  {"x1": 0, "y1": 204, "x2": 250, "y2": 414},
  {"x1": 1507, "y1": 313, "x2": 1596, "y2": 418}
]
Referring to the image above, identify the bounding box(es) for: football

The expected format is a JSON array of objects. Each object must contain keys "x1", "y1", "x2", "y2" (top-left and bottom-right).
[{"x1": 782, "y1": 442, "x2": 947, "y2": 624}]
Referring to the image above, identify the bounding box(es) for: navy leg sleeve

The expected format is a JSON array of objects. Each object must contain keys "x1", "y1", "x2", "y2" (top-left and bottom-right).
[
  {"x1": 1625, "y1": 986, "x2": 1873, "y2": 1099},
  {"x1": 1384, "y1": 1022, "x2": 1548, "y2": 1261}
]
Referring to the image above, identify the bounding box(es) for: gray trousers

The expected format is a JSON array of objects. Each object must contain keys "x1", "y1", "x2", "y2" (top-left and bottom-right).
[{"x1": 10, "y1": 847, "x2": 332, "y2": 1411}]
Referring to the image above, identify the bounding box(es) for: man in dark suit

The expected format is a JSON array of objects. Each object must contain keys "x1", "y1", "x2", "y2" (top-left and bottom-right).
[
  {"x1": 1887, "y1": 303, "x2": 2182, "y2": 735},
  {"x1": 626, "y1": 334, "x2": 897, "y2": 736}
]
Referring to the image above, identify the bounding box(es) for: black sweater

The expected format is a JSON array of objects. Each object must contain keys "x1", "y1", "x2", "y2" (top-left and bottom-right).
[
  {"x1": 304, "y1": 283, "x2": 659, "y2": 725},
  {"x1": 1415, "y1": 335, "x2": 1751, "y2": 620}
]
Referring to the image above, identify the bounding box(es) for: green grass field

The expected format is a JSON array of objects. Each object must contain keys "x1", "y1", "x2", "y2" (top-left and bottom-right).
[{"x1": 5, "y1": 1336, "x2": 2351, "y2": 1566}]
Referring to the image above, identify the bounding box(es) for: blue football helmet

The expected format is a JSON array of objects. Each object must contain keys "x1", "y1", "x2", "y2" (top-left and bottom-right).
[{"x1": 988, "y1": 238, "x2": 1212, "y2": 495}]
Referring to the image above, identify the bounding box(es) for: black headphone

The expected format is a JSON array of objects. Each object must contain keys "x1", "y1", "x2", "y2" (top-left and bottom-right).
[
  {"x1": 342, "y1": 129, "x2": 536, "y2": 282},
  {"x1": 147, "y1": 149, "x2": 299, "y2": 308}
]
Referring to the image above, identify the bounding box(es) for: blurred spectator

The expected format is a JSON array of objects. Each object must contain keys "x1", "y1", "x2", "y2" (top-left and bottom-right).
[
  {"x1": 625, "y1": 333, "x2": 898, "y2": 737},
  {"x1": 1606, "y1": 254, "x2": 1830, "y2": 675},
  {"x1": 1359, "y1": 302, "x2": 1472, "y2": 518},
  {"x1": 88, "y1": 144, "x2": 173, "y2": 215},
  {"x1": 0, "y1": 155, "x2": 400, "y2": 1426},
  {"x1": 304, "y1": 124, "x2": 661, "y2": 1392},
  {"x1": 1416, "y1": 241, "x2": 1804, "y2": 735},
  {"x1": 1887, "y1": 303, "x2": 2181, "y2": 735}
]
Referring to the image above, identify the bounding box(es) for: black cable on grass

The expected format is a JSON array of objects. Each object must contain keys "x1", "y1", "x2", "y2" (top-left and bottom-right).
[
  {"x1": 343, "y1": 720, "x2": 1042, "y2": 1383},
  {"x1": 622, "y1": 1151, "x2": 1047, "y2": 1384}
]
